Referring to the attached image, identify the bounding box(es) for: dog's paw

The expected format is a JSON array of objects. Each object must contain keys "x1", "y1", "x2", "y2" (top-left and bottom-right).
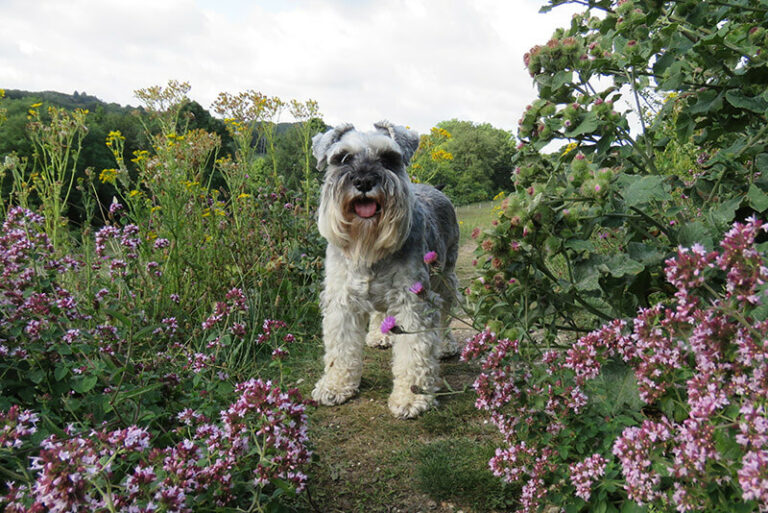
[
  {"x1": 388, "y1": 389, "x2": 435, "y2": 419},
  {"x1": 365, "y1": 331, "x2": 392, "y2": 349},
  {"x1": 312, "y1": 377, "x2": 357, "y2": 406},
  {"x1": 439, "y1": 334, "x2": 461, "y2": 359}
]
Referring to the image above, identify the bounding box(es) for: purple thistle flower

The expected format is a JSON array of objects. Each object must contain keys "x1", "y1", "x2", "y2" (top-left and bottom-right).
[
  {"x1": 423, "y1": 251, "x2": 438, "y2": 265},
  {"x1": 380, "y1": 316, "x2": 397, "y2": 334},
  {"x1": 409, "y1": 281, "x2": 424, "y2": 295}
]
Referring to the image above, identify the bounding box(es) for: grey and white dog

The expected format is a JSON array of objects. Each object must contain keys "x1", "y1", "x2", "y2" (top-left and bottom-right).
[{"x1": 311, "y1": 121, "x2": 460, "y2": 418}]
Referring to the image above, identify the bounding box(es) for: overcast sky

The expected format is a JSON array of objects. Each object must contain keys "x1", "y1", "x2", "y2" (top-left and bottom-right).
[{"x1": 0, "y1": 0, "x2": 581, "y2": 135}]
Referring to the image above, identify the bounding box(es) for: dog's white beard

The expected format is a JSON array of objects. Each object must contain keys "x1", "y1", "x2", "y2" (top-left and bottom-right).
[{"x1": 318, "y1": 186, "x2": 413, "y2": 266}]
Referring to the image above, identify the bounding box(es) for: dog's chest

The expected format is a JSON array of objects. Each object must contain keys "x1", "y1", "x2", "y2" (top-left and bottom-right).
[{"x1": 344, "y1": 267, "x2": 396, "y2": 312}]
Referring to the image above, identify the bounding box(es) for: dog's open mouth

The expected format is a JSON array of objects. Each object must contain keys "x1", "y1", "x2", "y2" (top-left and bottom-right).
[{"x1": 353, "y1": 198, "x2": 380, "y2": 219}]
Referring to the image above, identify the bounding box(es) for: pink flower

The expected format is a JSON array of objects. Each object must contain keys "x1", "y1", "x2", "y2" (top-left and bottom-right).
[
  {"x1": 423, "y1": 251, "x2": 438, "y2": 264},
  {"x1": 380, "y1": 316, "x2": 397, "y2": 334},
  {"x1": 409, "y1": 282, "x2": 424, "y2": 295}
]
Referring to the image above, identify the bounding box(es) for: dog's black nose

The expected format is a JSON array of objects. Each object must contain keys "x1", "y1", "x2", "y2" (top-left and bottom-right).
[{"x1": 352, "y1": 174, "x2": 378, "y2": 193}]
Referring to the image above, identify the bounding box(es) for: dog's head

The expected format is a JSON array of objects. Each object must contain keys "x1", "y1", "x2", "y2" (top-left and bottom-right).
[{"x1": 314, "y1": 121, "x2": 419, "y2": 265}]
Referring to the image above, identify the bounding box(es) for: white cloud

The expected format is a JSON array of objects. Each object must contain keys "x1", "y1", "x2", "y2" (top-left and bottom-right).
[{"x1": 0, "y1": 0, "x2": 581, "y2": 134}]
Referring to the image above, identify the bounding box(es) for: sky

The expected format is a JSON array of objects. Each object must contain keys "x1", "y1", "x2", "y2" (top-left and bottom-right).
[{"x1": 0, "y1": 0, "x2": 582, "y2": 135}]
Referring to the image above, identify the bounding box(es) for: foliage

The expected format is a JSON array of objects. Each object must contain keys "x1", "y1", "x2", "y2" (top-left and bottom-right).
[
  {"x1": 0, "y1": 82, "x2": 326, "y2": 511},
  {"x1": 410, "y1": 120, "x2": 517, "y2": 205},
  {"x1": 470, "y1": 0, "x2": 768, "y2": 342},
  {"x1": 0, "y1": 207, "x2": 311, "y2": 512},
  {"x1": 464, "y1": 218, "x2": 768, "y2": 512}
]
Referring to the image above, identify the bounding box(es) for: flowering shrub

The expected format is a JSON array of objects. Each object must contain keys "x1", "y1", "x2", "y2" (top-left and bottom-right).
[
  {"x1": 463, "y1": 218, "x2": 768, "y2": 512},
  {"x1": 0, "y1": 207, "x2": 312, "y2": 511},
  {"x1": 470, "y1": 0, "x2": 768, "y2": 344},
  {"x1": 1, "y1": 379, "x2": 310, "y2": 512}
]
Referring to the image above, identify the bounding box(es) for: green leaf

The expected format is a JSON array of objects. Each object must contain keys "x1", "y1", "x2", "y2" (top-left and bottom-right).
[
  {"x1": 756, "y1": 153, "x2": 768, "y2": 174},
  {"x1": 565, "y1": 239, "x2": 595, "y2": 252},
  {"x1": 627, "y1": 242, "x2": 665, "y2": 266},
  {"x1": 725, "y1": 89, "x2": 768, "y2": 113},
  {"x1": 552, "y1": 70, "x2": 573, "y2": 91},
  {"x1": 622, "y1": 175, "x2": 669, "y2": 207},
  {"x1": 54, "y1": 365, "x2": 69, "y2": 381},
  {"x1": 748, "y1": 184, "x2": 768, "y2": 213},
  {"x1": 565, "y1": 112, "x2": 599, "y2": 138},
  {"x1": 710, "y1": 196, "x2": 742, "y2": 226},
  {"x1": 677, "y1": 222, "x2": 714, "y2": 249},
  {"x1": 689, "y1": 90, "x2": 723, "y2": 115},
  {"x1": 29, "y1": 368, "x2": 45, "y2": 384},
  {"x1": 606, "y1": 255, "x2": 645, "y2": 278},
  {"x1": 73, "y1": 375, "x2": 98, "y2": 394},
  {"x1": 620, "y1": 501, "x2": 648, "y2": 513}
]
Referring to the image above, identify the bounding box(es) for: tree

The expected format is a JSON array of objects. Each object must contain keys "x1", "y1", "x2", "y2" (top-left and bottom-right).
[{"x1": 410, "y1": 120, "x2": 516, "y2": 205}]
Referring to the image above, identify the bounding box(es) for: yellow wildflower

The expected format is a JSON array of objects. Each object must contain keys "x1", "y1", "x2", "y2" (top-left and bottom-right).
[
  {"x1": 99, "y1": 168, "x2": 118, "y2": 184},
  {"x1": 129, "y1": 189, "x2": 142, "y2": 198},
  {"x1": 237, "y1": 193, "x2": 252, "y2": 200},
  {"x1": 430, "y1": 148, "x2": 454, "y2": 161},
  {"x1": 561, "y1": 142, "x2": 578, "y2": 156},
  {"x1": 150, "y1": 206, "x2": 161, "y2": 213},
  {"x1": 30, "y1": 102, "x2": 43, "y2": 108},
  {"x1": 493, "y1": 191, "x2": 506, "y2": 201}
]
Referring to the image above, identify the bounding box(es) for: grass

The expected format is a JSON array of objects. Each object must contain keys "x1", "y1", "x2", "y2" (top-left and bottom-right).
[
  {"x1": 281, "y1": 199, "x2": 515, "y2": 513},
  {"x1": 454, "y1": 200, "x2": 500, "y2": 289}
]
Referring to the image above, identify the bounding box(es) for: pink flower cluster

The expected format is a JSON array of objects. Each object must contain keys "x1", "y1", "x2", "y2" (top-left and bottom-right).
[
  {"x1": 569, "y1": 453, "x2": 608, "y2": 501},
  {"x1": 0, "y1": 405, "x2": 39, "y2": 449},
  {"x1": 1, "y1": 208, "x2": 84, "y2": 354},
  {"x1": 465, "y1": 218, "x2": 768, "y2": 512},
  {"x1": 201, "y1": 287, "x2": 249, "y2": 330},
  {"x1": 0, "y1": 379, "x2": 311, "y2": 512}
]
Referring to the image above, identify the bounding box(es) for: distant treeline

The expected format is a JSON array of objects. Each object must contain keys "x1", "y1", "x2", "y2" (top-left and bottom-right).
[{"x1": 0, "y1": 89, "x2": 516, "y2": 215}]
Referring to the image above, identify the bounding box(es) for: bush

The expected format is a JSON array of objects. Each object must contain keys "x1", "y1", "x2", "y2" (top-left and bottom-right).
[
  {"x1": 464, "y1": 217, "x2": 768, "y2": 512},
  {"x1": 0, "y1": 206, "x2": 312, "y2": 512},
  {"x1": 469, "y1": 0, "x2": 768, "y2": 342}
]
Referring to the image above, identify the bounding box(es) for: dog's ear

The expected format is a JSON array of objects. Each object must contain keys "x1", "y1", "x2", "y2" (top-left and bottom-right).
[
  {"x1": 312, "y1": 123, "x2": 355, "y2": 171},
  {"x1": 373, "y1": 121, "x2": 420, "y2": 166}
]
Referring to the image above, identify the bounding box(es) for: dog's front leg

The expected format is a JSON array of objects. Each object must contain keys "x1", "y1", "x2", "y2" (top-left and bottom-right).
[
  {"x1": 388, "y1": 295, "x2": 441, "y2": 419},
  {"x1": 312, "y1": 293, "x2": 367, "y2": 406}
]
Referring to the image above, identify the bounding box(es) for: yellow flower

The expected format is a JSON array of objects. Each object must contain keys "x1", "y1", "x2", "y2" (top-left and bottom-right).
[
  {"x1": 146, "y1": 230, "x2": 157, "y2": 241},
  {"x1": 99, "y1": 168, "x2": 118, "y2": 184},
  {"x1": 131, "y1": 150, "x2": 148, "y2": 164},
  {"x1": 30, "y1": 102, "x2": 43, "y2": 108},
  {"x1": 237, "y1": 193, "x2": 252, "y2": 199},
  {"x1": 430, "y1": 148, "x2": 454, "y2": 161},
  {"x1": 129, "y1": 189, "x2": 142, "y2": 198},
  {"x1": 561, "y1": 142, "x2": 578, "y2": 156},
  {"x1": 493, "y1": 191, "x2": 506, "y2": 201},
  {"x1": 663, "y1": 92, "x2": 678, "y2": 104},
  {"x1": 150, "y1": 206, "x2": 161, "y2": 213}
]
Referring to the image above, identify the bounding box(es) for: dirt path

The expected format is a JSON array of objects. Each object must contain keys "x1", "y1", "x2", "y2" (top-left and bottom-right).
[{"x1": 292, "y1": 240, "x2": 505, "y2": 513}]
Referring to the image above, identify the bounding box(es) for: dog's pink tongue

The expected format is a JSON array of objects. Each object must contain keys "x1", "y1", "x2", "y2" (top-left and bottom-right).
[{"x1": 354, "y1": 199, "x2": 378, "y2": 218}]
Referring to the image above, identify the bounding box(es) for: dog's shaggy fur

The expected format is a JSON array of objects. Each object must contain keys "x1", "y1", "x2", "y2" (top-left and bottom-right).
[{"x1": 311, "y1": 121, "x2": 460, "y2": 418}]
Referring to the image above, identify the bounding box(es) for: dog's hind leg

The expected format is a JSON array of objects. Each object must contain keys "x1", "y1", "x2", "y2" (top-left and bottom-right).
[
  {"x1": 432, "y1": 270, "x2": 461, "y2": 358},
  {"x1": 365, "y1": 311, "x2": 393, "y2": 349}
]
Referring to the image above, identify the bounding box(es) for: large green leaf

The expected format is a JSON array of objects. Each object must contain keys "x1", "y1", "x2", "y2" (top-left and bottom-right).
[
  {"x1": 748, "y1": 184, "x2": 768, "y2": 213},
  {"x1": 622, "y1": 175, "x2": 669, "y2": 207},
  {"x1": 725, "y1": 89, "x2": 768, "y2": 113}
]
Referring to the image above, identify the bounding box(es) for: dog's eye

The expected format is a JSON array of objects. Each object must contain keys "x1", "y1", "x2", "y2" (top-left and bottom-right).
[
  {"x1": 330, "y1": 151, "x2": 351, "y2": 167},
  {"x1": 379, "y1": 150, "x2": 402, "y2": 170}
]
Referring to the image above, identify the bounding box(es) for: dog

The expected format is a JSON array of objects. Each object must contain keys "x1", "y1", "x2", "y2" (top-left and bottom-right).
[{"x1": 310, "y1": 121, "x2": 460, "y2": 418}]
